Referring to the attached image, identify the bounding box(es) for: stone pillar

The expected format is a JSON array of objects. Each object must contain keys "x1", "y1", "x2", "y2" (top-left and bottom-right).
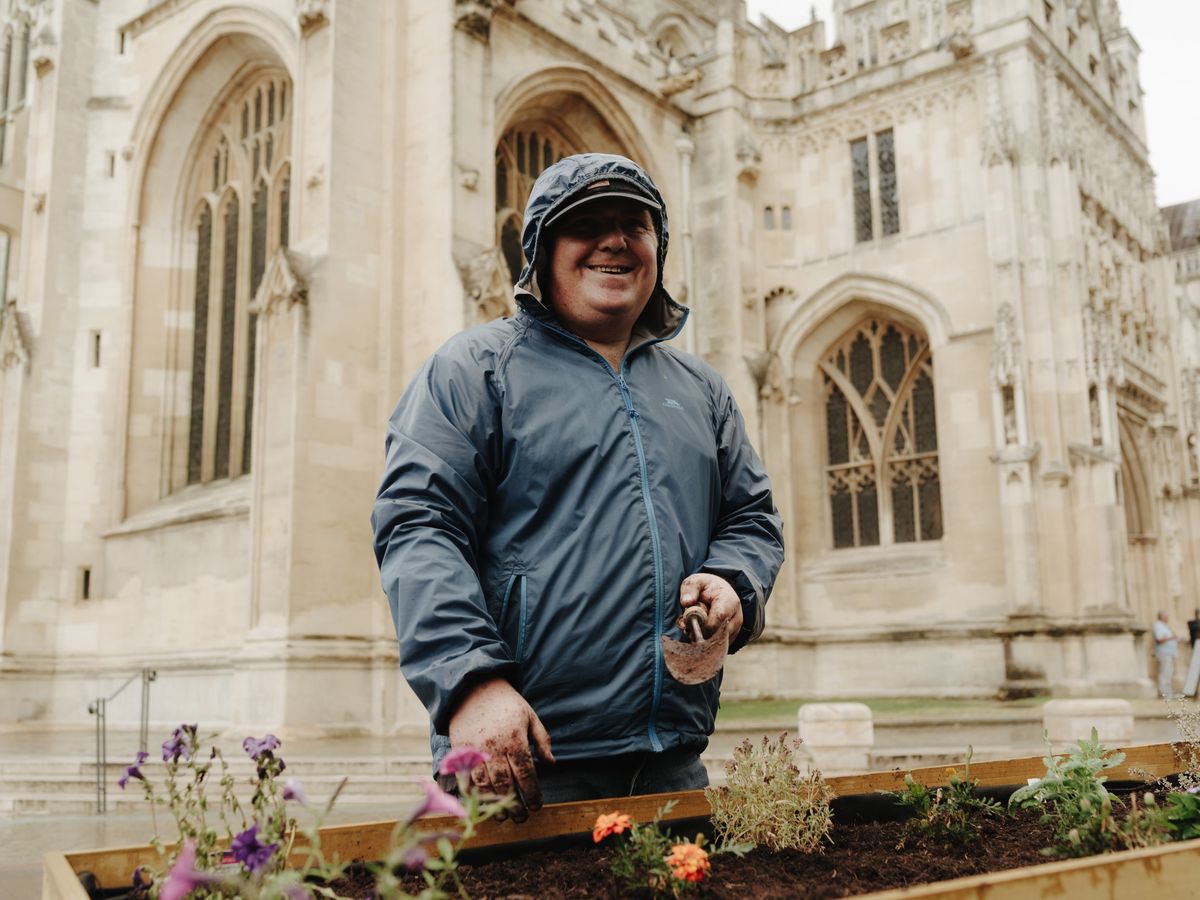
[
  {"x1": 0, "y1": 0, "x2": 96, "y2": 664},
  {"x1": 236, "y1": 0, "x2": 408, "y2": 735}
]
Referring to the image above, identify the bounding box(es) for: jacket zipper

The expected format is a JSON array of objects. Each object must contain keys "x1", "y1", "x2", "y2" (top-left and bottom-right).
[
  {"x1": 527, "y1": 318, "x2": 669, "y2": 752},
  {"x1": 617, "y1": 372, "x2": 666, "y2": 753}
]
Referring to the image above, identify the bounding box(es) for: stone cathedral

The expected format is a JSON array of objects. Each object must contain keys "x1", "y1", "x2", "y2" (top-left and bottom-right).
[{"x1": 0, "y1": 0, "x2": 1197, "y2": 736}]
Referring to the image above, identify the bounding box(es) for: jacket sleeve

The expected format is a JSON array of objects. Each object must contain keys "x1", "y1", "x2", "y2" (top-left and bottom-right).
[
  {"x1": 371, "y1": 345, "x2": 517, "y2": 734},
  {"x1": 701, "y1": 379, "x2": 785, "y2": 654}
]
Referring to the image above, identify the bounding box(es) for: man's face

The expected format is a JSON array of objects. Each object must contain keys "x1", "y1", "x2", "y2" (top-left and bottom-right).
[{"x1": 545, "y1": 196, "x2": 658, "y2": 339}]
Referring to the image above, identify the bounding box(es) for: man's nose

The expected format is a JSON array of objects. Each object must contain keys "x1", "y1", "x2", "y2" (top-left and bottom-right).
[{"x1": 596, "y1": 221, "x2": 628, "y2": 249}]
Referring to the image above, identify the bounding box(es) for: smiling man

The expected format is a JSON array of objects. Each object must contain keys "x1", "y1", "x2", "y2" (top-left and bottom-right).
[{"x1": 372, "y1": 153, "x2": 784, "y2": 820}]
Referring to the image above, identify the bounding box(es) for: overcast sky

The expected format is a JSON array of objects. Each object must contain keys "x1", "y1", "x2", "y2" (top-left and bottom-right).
[{"x1": 744, "y1": 0, "x2": 1198, "y2": 208}]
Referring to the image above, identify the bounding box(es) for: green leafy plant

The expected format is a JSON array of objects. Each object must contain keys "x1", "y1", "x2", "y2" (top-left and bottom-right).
[
  {"x1": 705, "y1": 733, "x2": 834, "y2": 853},
  {"x1": 593, "y1": 802, "x2": 746, "y2": 899},
  {"x1": 1009, "y1": 728, "x2": 1171, "y2": 857},
  {"x1": 890, "y1": 747, "x2": 1003, "y2": 848},
  {"x1": 1164, "y1": 787, "x2": 1200, "y2": 841}
]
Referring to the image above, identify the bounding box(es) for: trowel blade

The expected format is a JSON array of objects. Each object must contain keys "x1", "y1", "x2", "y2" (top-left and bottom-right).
[{"x1": 661, "y1": 621, "x2": 730, "y2": 685}]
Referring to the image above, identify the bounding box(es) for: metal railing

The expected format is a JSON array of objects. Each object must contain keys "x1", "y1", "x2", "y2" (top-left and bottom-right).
[{"x1": 87, "y1": 667, "x2": 156, "y2": 814}]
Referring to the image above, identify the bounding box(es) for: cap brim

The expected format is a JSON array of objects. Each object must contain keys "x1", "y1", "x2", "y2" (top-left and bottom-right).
[{"x1": 543, "y1": 189, "x2": 661, "y2": 229}]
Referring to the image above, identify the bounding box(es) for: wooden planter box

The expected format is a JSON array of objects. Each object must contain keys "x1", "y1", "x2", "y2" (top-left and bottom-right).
[{"x1": 43, "y1": 742, "x2": 1200, "y2": 900}]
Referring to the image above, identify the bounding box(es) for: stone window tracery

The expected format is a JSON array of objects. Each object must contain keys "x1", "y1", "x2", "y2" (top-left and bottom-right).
[
  {"x1": 821, "y1": 319, "x2": 942, "y2": 548},
  {"x1": 180, "y1": 72, "x2": 291, "y2": 490},
  {"x1": 850, "y1": 130, "x2": 901, "y2": 243},
  {"x1": 494, "y1": 125, "x2": 574, "y2": 284},
  {"x1": 0, "y1": 4, "x2": 30, "y2": 164}
]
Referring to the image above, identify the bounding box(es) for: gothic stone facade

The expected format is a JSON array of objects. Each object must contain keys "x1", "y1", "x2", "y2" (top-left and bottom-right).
[{"x1": 0, "y1": 0, "x2": 1196, "y2": 736}]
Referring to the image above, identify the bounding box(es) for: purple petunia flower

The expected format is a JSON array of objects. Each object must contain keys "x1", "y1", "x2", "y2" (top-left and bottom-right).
[
  {"x1": 403, "y1": 846, "x2": 428, "y2": 871},
  {"x1": 162, "y1": 725, "x2": 196, "y2": 763},
  {"x1": 438, "y1": 746, "x2": 490, "y2": 777},
  {"x1": 406, "y1": 780, "x2": 469, "y2": 824},
  {"x1": 242, "y1": 734, "x2": 281, "y2": 761},
  {"x1": 159, "y1": 840, "x2": 223, "y2": 900},
  {"x1": 230, "y1": 822, "x2": 279, "y2": 873},
  {"x1": 282, "y1": 777, "x2": 307, "y2": 804},
  {"x1": 118, "y1": 751, "x2": 149, "y2": 789}
]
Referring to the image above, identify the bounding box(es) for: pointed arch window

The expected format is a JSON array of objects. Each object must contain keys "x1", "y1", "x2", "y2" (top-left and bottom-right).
[
  {"x1": 821, "y1": 318, "x2": 942, "y2": 548},
  {"x1": 180, "y1": 71, "x2": 291, "y2": 490},
  {"x1": 494, "y1": 125, "x2": 576, "y2": 284}
]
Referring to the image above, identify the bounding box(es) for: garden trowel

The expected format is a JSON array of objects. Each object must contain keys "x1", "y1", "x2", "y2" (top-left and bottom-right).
[{"x1": 661, "y1": 605, "x2": 730, "y2": 685}]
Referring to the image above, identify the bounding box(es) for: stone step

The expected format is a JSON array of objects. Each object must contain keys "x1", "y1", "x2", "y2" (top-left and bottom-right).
[
  {"x1": 0, "y1": 756, "x2": 433, "y2": 777},
  {"x1": 0, "y1": 772, "x2": 431, "y2": 795},
  {"x1": 0, "y1": 787, "x2": 424, "y2": 816}
]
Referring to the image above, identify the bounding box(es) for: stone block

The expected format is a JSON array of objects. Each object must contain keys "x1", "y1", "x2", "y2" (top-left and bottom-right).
[
  {"x1": 798, "y1": 702, "x2": 874, "y2": 773},
  {"x1": 1042, "y1": 698, "x2": 1134, "y2": 752}
]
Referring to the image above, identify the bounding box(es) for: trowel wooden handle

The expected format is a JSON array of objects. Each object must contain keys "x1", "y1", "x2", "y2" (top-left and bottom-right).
[{"x1": 681, "y1": 605, "x2": 707, "y2": 642}]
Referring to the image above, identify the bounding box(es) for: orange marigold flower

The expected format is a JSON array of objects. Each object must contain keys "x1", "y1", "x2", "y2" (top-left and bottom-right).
[
  {"x1": 666, "y1": 842, "x2": 710, "y2": 882},
  {"x1": 592, "y1": 811, "x2": 633, "y2": 843}
]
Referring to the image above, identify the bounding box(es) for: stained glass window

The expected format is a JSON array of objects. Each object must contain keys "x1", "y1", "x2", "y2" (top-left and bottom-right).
[
  {"x1": 187, "y1": 207, "x2": 212, "y2": 485},
  {"x1": 851, "y1": 137, "x2": 872, "y2": 242},
  {"x1": 279, "y1": 174, "x2": 290, "y2": 248},
  {"x1": 213, "y1": 199, "x2": 238, "y2": 480},
  {"x1": 176, "y1": 71, "x2": 291, "y2": 493},
  {"x1": 821, "y1": 319, "x2": 942, "y2": 547},
  {"x1": 877, "y1": 129, "x2": 899, "y2": 236}
]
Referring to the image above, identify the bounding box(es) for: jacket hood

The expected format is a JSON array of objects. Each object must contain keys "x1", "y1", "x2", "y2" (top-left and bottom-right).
[{"x1": 514, "y1": 153, "x2": 687, "y2": 342}]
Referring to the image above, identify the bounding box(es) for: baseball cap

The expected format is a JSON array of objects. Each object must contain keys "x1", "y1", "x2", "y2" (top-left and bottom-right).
[{"x1": 542, "y1": 177, "x2": 662, "y2": 229}]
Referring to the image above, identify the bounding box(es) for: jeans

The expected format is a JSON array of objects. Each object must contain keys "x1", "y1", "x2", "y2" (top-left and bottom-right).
[{"x1": 536, "y1": 746, "x2": 709, "y2": 804}]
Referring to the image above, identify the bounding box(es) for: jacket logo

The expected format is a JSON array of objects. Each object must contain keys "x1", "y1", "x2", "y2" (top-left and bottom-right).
[{"x1": 663, "y1": 398, "x2": 684, "y2": 410}]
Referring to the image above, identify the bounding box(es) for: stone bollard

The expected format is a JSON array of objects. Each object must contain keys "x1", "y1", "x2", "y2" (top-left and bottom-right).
[
  {"x1": 797, "y1": 702, "x2": 874, "y2": 774},
  {"x1": 1041, "y1": 699, "x2": 1134, "y2": 753}
]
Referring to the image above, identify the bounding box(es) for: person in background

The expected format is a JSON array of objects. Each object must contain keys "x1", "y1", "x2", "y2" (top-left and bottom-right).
[{"x1": 1153, "y1": 610, "x2": 1179, "y2": 699}]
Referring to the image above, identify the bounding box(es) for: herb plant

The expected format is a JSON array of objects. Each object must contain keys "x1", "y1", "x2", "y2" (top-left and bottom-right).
[
  {"x1": 705, "y1": 733, "x2": 834, "y2": 853},
  {"x1": 1009, "y1": 728, "x2": 1171, "y2": 857},
  {"x1": 890, "y1": 747, "x2": 1003, "y2": 848}
]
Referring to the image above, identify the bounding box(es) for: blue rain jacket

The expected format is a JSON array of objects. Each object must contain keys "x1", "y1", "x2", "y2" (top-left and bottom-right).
[{"x1": 372, "y1": 154, "x2": 784, "y2": 764}]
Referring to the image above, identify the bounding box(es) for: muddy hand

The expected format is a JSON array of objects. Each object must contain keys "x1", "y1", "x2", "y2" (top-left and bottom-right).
[
  {"x1": 679, "y1": 572, "x2": 743, "y2": 637},
  {"x1": 448, "y1": 678, "x2": 555, "y2": 823}
]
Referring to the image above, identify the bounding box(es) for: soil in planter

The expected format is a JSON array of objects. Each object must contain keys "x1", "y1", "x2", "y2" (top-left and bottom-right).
[{"x1": 329, "y1": 807, "x2": 1057, "y2": 899}]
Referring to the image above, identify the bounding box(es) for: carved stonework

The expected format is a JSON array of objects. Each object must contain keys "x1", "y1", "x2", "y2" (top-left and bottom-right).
[
  {"x1": 947, "y1": 32, "x2": 973, "y2": 60},
  {"x1": 736, "y1": 134, "x2": 762, "y2": 183},
  {"x1": 462, "y1": 247, "x2": 514, "y2": 323},
  {"x1": 991, "y1": 302, "x2": 1022, "y2": 388},
  {"x1": 455, "y1": 0, "x2": 496, "y2": 42},
  {"x1": 296, "y1": 0, "x2": 331, "y2": 36},
  {"x1": 744, "y1": 348, "x2": 775, "y2": 395},
  {"x1": 981, "y1": 61, "x2": 1014, "y2": 166},
  {"x1": 820, "y1": 44, "x2": 848, "y2": 83},
  {"x1": 658, "y1": 59, "x2": 702, "y2": 97},
  {"x1": 23, "y1": 0, "x2": 54, "y2": 76},
  {"x1": 880, "y1": 21, "x2": 910, "y2": 63},
  {"x1": 0, "y1": 299, "x2": 31, "y2": 371},
  {"x1": 250, "y1": 248, "x2": 310, "y2": 316}
]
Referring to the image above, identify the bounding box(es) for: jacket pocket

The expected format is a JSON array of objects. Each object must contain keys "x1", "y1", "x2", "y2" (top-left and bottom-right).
[{"x1": 497, "y1": 572, "x2": 529, "y2": 665}]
